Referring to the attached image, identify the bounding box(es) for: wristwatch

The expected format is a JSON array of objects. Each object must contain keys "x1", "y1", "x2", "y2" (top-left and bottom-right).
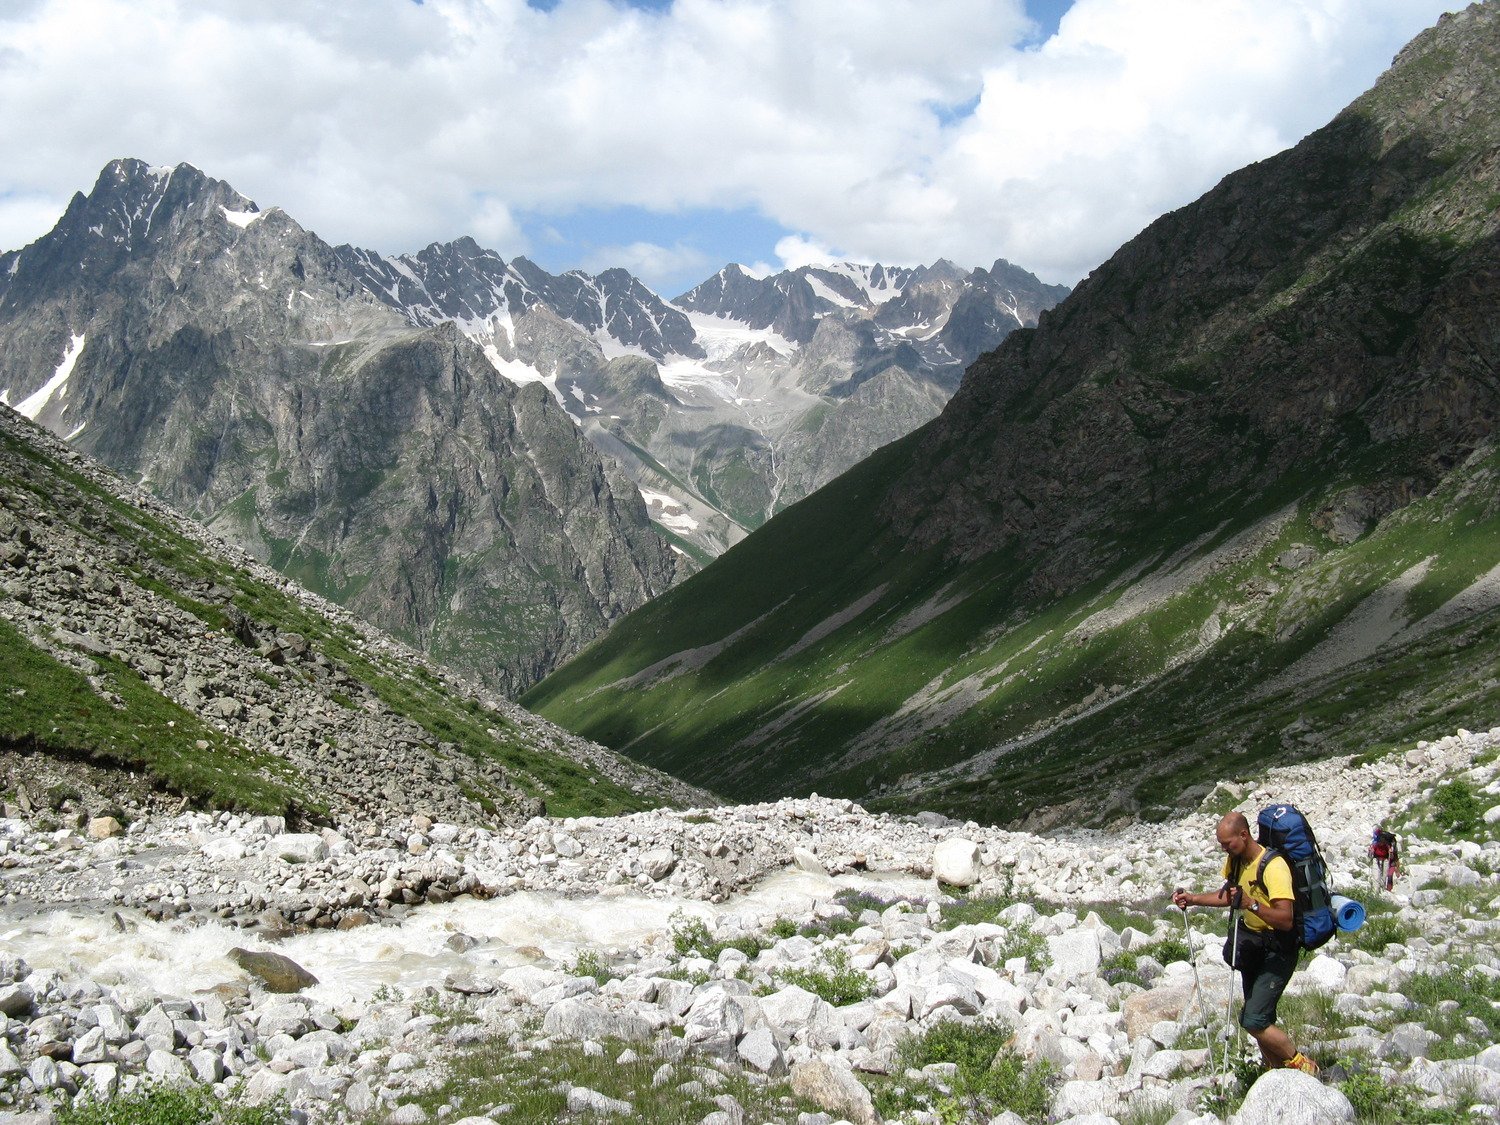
[{"x1": 1248, "y1": 901, "x2": 1259, "y2": 915}]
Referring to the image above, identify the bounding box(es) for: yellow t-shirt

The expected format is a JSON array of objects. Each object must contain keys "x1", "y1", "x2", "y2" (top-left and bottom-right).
[{"x1": 1221, "y1": 848, "x2": 1293, "y2": 933}]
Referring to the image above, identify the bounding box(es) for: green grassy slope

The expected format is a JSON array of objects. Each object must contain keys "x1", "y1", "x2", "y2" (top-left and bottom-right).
[
  {"x1": 524, "y1": 8, "x2": 1500, "y2": 826},
  {"x1": 0, "y1": 414, "x2": 688, "y2": 822}
]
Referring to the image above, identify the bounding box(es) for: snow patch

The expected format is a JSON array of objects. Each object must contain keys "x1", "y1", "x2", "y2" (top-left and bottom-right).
[
  {"x1": 805, "y1": 276, "x2": 858, "y2": 309},
  {"x1": 220, "y1": 206, "x2": 261, "y2": 229},
  {"x1": 680, "y1": 311, "x2": 795, "y2": 362},
  {"x1": 65, "y1": 422, "x2": 87, "y2": 440},
  {"x1": 16, "y1": 333, "x2": 86, "y2": 421},
  {"x1": 639, "y1": 487, "x2": 700, "y2": 534}
]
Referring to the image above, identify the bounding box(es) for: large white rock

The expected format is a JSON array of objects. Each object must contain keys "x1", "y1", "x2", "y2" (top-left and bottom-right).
[
  {"x1": 737, "y1": 1026, "x2": 785, "y2": 1075},
  {"x1": 933, "y1": 838, "x2": 981, "y2": 887},
  {"x1": 683, "y1": 986, "x2": 746, "y2": 1044},
  {"x1": 639, "y1": 848, "x2": 676, "y2": 880},
  {"x1": 1299, "y1": 954, "x2": 1347, "y2": 992},
  {"x1": 793, "y1": 847, "x2": 826, "y2": 874},
  {"x1": 790, "y1": 1055, "x2": 878, "y2": 1125},
  {"x1": 273, "y1": 833, "x2": 328, "y2": 863},
  {"x1": 1046, "y1": 928, "x2": 1102, "y2": 982},
  {"x1": 1050, "y1": 1077, "x2": 1122, "y2": 1119},
  {"x1": 1232, "y1": 1069, "x2": 1353, "y2": 1124},
  {"x1": 541, "y1": 997, "x2": 652, "y2": 1043}
]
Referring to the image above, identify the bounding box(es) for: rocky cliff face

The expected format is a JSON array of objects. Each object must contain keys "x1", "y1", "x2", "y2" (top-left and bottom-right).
[
  {"x1": 525, "y1": 4, "x2": 1500, "y2": 826},
  {"x1": 0, "y1": 403, "x2": 706, "y2": 828},
  {"x1": 0, "y1": 160, "x2": 676, "y2": 694}
]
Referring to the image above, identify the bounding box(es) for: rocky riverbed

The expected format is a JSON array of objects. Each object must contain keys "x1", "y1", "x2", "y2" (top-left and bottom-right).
[{"x1": 1, "y1": 726, "x2": 1499, "y2": 1124}]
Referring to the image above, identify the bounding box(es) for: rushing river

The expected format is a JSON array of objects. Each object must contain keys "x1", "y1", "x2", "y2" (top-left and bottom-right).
[{"x1": 0, "y1": 869, "x2": 933, "y2": 1009}]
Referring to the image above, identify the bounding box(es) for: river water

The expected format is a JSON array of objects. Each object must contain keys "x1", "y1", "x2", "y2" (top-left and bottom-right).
[{"x1": 0, "y1": 869, "x2": 933, "y2": 1010}]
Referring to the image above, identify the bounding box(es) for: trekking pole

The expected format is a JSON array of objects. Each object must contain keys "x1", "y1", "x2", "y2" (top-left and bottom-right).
[
  {"x1": 1177, "y1": 904, "x2": 1221, "y2": 1084},
  {"x1": 1225, "y1": 899, "x2": 1241, "y2": 1080}
]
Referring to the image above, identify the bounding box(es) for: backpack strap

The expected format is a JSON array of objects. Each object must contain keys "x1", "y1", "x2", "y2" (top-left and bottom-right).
[{"x1": 1249, "y1": 847, "x2": 1276, "y2": 899}]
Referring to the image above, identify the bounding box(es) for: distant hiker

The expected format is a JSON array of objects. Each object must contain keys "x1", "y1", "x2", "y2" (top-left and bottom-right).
[
  {"x1": 1172, "y1": 811, "x2": 1319, "y2": 1075},
  {"x1": 1369, "y1": 824, "x2": 1399, "y2": 891}
]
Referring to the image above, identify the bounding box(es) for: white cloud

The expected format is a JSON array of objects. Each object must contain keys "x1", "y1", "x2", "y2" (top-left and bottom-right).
[
  {"x1": 0, "y1": 0, "x2": 1468, "y2": 287},
  {"x1": 772, "y1": 235, "x2": 852, "y2": 272},
  {"x1": 0, "y1": 191, "x2": 71, "y2": 254},
  {"x1": 580, "y1": 240, "x2": 709, "y2": 288}
]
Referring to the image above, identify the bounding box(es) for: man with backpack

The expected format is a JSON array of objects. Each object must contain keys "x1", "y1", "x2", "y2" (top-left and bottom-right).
[{"x1": 1173, "y1": 812, "x2": 1319, "y2": 1076}]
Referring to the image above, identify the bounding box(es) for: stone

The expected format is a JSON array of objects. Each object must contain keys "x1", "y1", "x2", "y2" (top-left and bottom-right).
[
  {"x1": 1046, "y1": 928, "x2": 1102, "y2": 982},
  {"x1": 70, "y1": 1026, "x2": 108, "y2": 1065},
  {"x1": 82, "y1": 1062, "x2": 120, "y2": 1098},
  {"x1": 932, "y1": 837, "x2": 981, "y2": 887},
  {"x1": 1299, "y1": 954, "x2": 1346, "y2": 992},
  {"x1": 1123, "y1": 984, "x2": 1194, "y2": 1040},
  {"x1": 145, "y1": 1048, "x2": 190, "y2": 1080},
  {"x1": 0, "y1": 983, "x2": 34, "y2": 1018},
  {"x1": 273, "y1": 833, "x2": 328, "y2": 863},
  {"x1": 793, "y1": 847, "x2": 827, "y2": 875},
  {"x1": 760, "y1": 985, "x2": 827, "y2": 1033},
  {"x1": 26, "y1": 1056, "x2": 61, "y2": 1092},
  {"x1": 1234, "y1": 1069, "x2": 1353, "y2": 1123},
  {"x1": 566, "y1": 1087, "x2": 632, "y2": 1116},
  {"x1": 228, "y1": 947, "x2": 319, "y2": 992},
  {"x1": 684, "y1": 986, "x2": 747, "y2": 1044},
  {"x1": 86, "y1": 817, "x2": 123, "y2": 840},
  {"x1": 542, "y1": 997, "x2": 652, "y2": 1043},
  {"x1": 640, "y1": 849, "x2": 676, "y2": 880},
  {"x1": 1381, "y1": 1022, "x2": 1439, "y2": 1060},
  {"x1": 737, "y1": 1026, "x2": 785, "y2": 1075},
  {"x1": 790, "y1": 1056, "x2": 878, "y2": 1125},
  {"x1": 914, "y1": 973, "x2": 983, "y2": 1019}
]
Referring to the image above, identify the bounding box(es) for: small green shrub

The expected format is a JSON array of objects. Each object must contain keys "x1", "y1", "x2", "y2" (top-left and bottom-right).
[
  {"x1": 874, "y1": 1018, "x2": 1055, "y2": 1123},
  {"x1": 570, "y1": 949, "x2": 616, "y2": 985},
  {"x1": 1148, "y1": 936, "x2": 1191, "y2": 965},
  {"x1": 1430, "y1": 778, "x2": 1485, "y2": 838},
  {"x1": 995, "y1": 921, "x2": 1051, "y2": 971},
  {"x1": 669, "y1": 912, "x2": 772, "y2": 960},
  {"x1": 779, "y1": 946, "x2": 873, "y2": 1005},
  {"x1": 935, "y1": 893, "x2": 1014, "y2": 930},
  {"x1": 1399, "y1": 964, "x2": 1500, "y2": 1057},
  {"x1": 1347, "y1": 912, "x2": 1416, "y2": 954}
]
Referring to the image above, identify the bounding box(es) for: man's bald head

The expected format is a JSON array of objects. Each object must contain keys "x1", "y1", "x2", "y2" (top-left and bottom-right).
[
  {"x1": 1218, "y1": 812, "x2": 1249, "y2": 836},
  {"x1": 1216, "y1": 811, "x2": 1255, "y2": 859}
]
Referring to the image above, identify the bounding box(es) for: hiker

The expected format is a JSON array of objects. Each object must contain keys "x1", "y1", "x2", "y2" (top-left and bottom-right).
[
  {"x1": 1369, "y1": 824, "x2": 1399, "y2": 891},
  {"x1": 1172, "y1": 812, "x2": 1318, "y2": 1075}
]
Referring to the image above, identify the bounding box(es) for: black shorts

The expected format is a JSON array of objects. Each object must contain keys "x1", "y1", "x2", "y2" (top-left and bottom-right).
[{"x1": 1233, "y1": 932, "x2": 1298, "y2": 1032}]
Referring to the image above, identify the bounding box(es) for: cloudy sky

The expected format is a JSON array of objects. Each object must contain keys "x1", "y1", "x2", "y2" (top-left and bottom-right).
[{"x1": 0, "y1": 0, "x2": 1464, "y2": 296}]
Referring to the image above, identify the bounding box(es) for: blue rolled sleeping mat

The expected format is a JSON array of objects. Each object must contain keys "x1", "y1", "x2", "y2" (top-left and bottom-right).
[{"x1": 1330, "y1": 893, "x2": 1366, "y2": 932}]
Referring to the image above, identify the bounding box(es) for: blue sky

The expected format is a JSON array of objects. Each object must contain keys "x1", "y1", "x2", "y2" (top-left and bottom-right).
[{"x1": 0, "y1": 0, "x2": 1467, "y2": 296}]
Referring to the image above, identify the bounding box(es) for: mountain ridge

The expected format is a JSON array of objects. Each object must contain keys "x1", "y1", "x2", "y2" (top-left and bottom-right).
[
  {"x1": 0, "y1": 158, "x2": 678, "y2": 695},
  {"x1": 523, "y1": 2, "x2": 1500, "y2": 828}
]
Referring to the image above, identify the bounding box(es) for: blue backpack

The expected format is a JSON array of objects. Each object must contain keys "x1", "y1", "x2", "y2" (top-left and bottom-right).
[{"x1": 1247, "y1": 803, "x2": 1337, "y2": 951}]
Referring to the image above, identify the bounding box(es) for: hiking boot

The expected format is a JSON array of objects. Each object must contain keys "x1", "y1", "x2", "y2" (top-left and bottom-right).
[{"x1": 1285, "y1": 1052, "x2": 1319, "y2": 1077}]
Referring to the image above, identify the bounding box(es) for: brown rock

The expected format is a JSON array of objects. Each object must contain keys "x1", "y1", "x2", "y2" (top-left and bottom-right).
[
  {"x1": 227, "y1": 947, "x2": 319, "y2": 993},
  {"x1": 87, "y1": 816, "x2": 124, "y2": 840},
  {"x1": 1123, "y1": 983, "x2": 1196, "y2": 1040}
]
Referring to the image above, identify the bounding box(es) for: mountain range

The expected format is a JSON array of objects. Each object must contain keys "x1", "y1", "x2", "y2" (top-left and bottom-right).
[
  {"x1": 523, "y1": 3, "x2": 1500, "y2": 829},
  {"x1": 336, "y1": 239, "x2": 1066, "y2": 560},
  {"x1": 0, "y1": 163, "x2": 1061, "y2": 691}
]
